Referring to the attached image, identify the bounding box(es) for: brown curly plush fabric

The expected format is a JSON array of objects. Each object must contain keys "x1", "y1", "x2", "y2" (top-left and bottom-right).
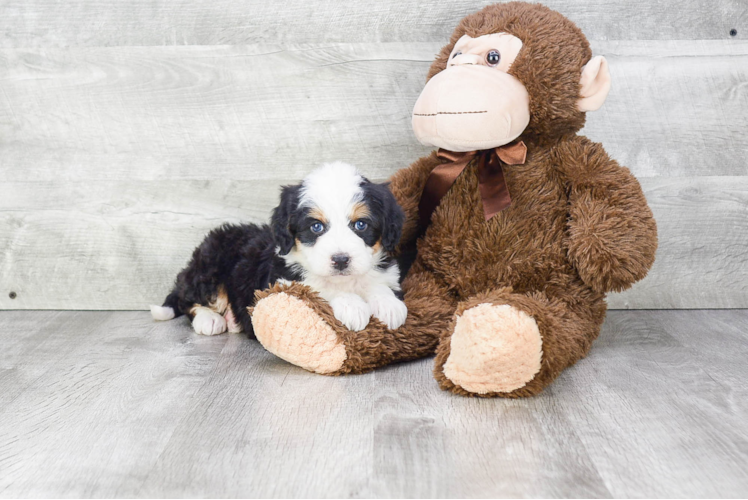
[{"x1": 251, "y1": 2, "x2": 657, "y2": 397}]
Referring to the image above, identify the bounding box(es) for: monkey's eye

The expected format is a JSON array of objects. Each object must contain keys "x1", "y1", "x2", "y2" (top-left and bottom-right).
[
  {"x1": 486, "y1": 50, "x2": 501, "y2": 66},
  {"x1": 452, "y1": 51, "x2": 462, "y2": 59},
  {"x1": 310, "y1": 222, "x2": 325, "y2": 234},
  {"x1": 354, "y1": 220, "x2": 368, "y2": 231}
]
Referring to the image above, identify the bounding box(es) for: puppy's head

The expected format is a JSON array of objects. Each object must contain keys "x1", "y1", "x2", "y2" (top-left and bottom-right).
[{"x1": 271, "y1": 162, "x2": 404, "y2": 278}]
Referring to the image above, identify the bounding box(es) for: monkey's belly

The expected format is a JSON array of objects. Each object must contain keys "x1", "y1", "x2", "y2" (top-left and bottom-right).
[
  {"x1": 419, "y1": 233, "x2": 566, "y2": 300},
  {"x1": 418, "y1": 168, "x2": 576, "y2": 298}
]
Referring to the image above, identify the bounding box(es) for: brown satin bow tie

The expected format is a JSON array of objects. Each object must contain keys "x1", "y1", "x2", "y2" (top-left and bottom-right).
[{"x1": 418, "y1": 141, "x2": 527, "y2": 227}]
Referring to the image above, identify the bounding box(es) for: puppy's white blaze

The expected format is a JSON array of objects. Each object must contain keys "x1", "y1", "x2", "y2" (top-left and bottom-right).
[
  {"x1": 298, "y1": 161, "x2": 364, "y2": 215},
  {"x1": 288, "y1": 161, "x2": 376, "y2": 278},
  {"x1": 282, "y1": 161, "x2": 407, "y2": 331},
  {"x1": 150, "y1": 305, "x2": 175, "y2": 321}
]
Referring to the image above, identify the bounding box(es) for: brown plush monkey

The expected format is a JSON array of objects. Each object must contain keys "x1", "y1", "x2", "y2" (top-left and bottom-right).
[{"x1": 250, "y1": 2, "x2": 657, "y2": 397}]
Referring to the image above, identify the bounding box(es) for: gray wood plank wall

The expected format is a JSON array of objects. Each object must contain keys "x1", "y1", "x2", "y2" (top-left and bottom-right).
[{"x1": 0, "y1": 1, "x2": 746, "y2": 310}]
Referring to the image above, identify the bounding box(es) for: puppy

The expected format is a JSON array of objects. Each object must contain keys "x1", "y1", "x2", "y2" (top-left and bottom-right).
[{"x1": 151, "y1": 162, "x2": 407, "y2": 335}]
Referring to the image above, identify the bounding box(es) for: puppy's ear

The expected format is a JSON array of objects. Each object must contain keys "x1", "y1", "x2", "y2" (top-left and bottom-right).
[
  {"x1": 382, "y1": 189, "x2": 405, "y2": 252},
  {"x1": 270, "y1": 184, "x2": 301, "y2": 255},
  {"x1": 364, "y1": 182, "x2": 405, "y2": 253}
]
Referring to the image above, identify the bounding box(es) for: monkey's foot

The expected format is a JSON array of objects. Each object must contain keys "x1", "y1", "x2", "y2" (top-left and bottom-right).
[
  {"x1": 441, "y1": 303, "x2": 542, "y2": 394},
  {"x1": 251, "y1": 285, "x2": 347, "y2": 374}
]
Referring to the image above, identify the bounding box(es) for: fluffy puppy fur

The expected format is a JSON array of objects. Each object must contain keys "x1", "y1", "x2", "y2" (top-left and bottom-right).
[{"x1": 151, "y1": 162, "x2": 407, "y2": 336}]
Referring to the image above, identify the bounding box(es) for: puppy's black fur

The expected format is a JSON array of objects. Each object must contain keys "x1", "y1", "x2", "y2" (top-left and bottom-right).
[
  {"x1": 159, "y1": 177, "x2": 405, "y2": 338},
  {"x1": 162, "y1": 222, "x2": 302, "y2": 337}
]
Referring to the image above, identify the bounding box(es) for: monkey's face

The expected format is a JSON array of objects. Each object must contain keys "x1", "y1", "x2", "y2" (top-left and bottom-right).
[{"x1": 412, "y1": 33, "x2": 531, "y2": 152}]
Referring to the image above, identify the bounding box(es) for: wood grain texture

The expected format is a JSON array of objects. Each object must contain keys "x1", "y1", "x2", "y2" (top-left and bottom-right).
[
  {"x1": 0, "y1": 0, "x2": 744, "y2": 48},
  {"x1": 1, "y1": 41, "x2": 746, "y2": 182},
  {"x1": 607, "y1": 176, "x2": 748, "y2": 309},
  {"x1": 0, "y1": 311, "x2": 228, "y2": 497},
  {"x1": 0, "y1": 43, "x2": 432, "y2": 182},
  {"x1": 0, "y1": 180, "x2": 279, "y2": 310},
  {"x1": 584, "y1": 41, "x2": 748, "y2": 179},
  {"x1": 557, "y1": 310, "x2": 748, "y2": 497},
  {"x1": 1, "y1": 176, "x2": 747, "y2": 310},
  {"x1": 139, "y1": 332, "x2": 376, "y2": 497},
  {"x1": 0, "y1": 309, "x2": 746, "y2": 497},
  {"x1": 0, "y1": 35, "x2": 746, "y2": 309},
  {"x1": 369, "y1": 361, "x2": 613, "y2": 497}
]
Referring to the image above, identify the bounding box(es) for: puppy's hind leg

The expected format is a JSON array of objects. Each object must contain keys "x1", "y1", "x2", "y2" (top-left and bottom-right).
[
  {"x1": 151, "y1": 290, "x2": 181, "y2": 321},
  {"x1": 151, "y1": 305, "x2": 176, "y2": 321}
]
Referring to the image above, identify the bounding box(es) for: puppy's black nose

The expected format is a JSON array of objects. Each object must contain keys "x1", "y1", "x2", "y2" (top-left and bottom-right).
[{"x1": 331, "y1": 253, "x2": 350, "y2": 271}]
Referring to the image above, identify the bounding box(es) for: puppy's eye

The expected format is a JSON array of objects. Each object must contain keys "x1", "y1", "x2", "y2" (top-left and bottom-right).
[
  {"x1": 354, "y1": 221, "x2": 368, "y2": 231},
  {"x1": 452, "y1": 51, "x2": 462, "y2": 59},
  {"x1": 486, "y1": 50, "x2": 501, "y2": 66},
  {"x1": 310, "y1": 222, "x2": 325, "y2": 233}
]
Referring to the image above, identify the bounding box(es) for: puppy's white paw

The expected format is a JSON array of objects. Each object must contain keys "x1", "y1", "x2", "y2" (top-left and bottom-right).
[
  {"x1": 192, "y1": 307, "x2": 227, "y2": 336},
  {"x1": 150, "y1": 305, "x2": 175, "y2": 321},
  {"x1": 369, "y1": 294, "x2": 408, "y2": 330},
  {"x1": 329, "y1": 295, "x2": 371, "y2": 331}
]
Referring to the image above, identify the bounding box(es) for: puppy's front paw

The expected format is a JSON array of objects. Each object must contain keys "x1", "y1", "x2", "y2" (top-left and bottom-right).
[
  {"x1": 369, "y1": 294, "x2": 408, "y2": 330},
  {"x1": 329, "y1": 295, "x2": 371, "y2": 331},
  {"x1": 192, "y1": 307, "x2": 227, "y2": 336}
]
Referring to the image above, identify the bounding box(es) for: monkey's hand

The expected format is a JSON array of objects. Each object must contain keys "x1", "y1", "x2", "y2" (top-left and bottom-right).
[{"x1": 556, "y1": 136, "x2": 658, "y2": 293}]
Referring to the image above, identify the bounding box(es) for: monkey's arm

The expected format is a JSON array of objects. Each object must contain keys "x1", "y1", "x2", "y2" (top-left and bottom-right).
[
  {"x1": 387, "y1": 151, "x2": 443, "y2": 247},
  {"x1": 556, "y1": 136, "x2": 658, "y2": 294}
]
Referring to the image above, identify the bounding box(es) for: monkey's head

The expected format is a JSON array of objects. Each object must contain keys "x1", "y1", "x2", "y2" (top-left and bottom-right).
[{"x1": 412, "y1": 2, "x2": 611, "y2": 151}]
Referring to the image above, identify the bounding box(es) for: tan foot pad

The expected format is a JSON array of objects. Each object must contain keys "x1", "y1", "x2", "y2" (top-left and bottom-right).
[
  {"x1": 444, "y1": 303, "x2": 542, "y2": 394},
  {"x1": 251, "y1": 292, "x2": 347, "y2": 374}
]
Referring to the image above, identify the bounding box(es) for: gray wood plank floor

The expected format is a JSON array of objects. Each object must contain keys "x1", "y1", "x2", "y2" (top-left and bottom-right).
[{"x1": 0, "y1": 310, "x2": 746, "y2": 497}]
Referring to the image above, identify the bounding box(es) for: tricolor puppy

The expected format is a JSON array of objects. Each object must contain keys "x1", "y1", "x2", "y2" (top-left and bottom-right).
[{"x1": 151, "y1": 162, "x2": 407, "y2": 335}]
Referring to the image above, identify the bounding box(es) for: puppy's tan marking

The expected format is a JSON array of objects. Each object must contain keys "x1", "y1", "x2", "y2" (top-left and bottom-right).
[
  {"x1": 189, "y1": 284, "x2": 229, "y2": 316},
  {"x1": 308, "y1": 207, "x2": 328, "y2": 224},
  {"x1": 350, "y1": 202, "x2": 371, "y2": 221},
  {"x1": 210, "y1": 284, "x2": 229, "y2": 314},
  {"x1": 371, "y1": 239, "x2": 382, "y2": 255}
]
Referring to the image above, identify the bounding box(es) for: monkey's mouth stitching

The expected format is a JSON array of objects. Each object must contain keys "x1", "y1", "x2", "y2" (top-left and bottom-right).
[{"x1": 413, "y1": 110, "x2": 488, "y2": 116}]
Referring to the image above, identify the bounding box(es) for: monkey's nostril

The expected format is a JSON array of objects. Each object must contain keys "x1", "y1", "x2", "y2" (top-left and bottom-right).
[{"x1": 331, "y1": 253, "x2": 350, "y2": 270}]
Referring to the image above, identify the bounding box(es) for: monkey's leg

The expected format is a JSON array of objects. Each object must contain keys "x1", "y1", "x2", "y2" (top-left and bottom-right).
[
  {"x1": 250, "y1": 262, "x2": 457, "y2": 375},
  {"x1": 433, "y1": 288, "x2": 605, "y2": 398}
]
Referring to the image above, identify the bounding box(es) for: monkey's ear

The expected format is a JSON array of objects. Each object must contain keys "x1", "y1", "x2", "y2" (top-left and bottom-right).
[{"x1": 577, "y1": 56, "x2": 611, "y2": 112}]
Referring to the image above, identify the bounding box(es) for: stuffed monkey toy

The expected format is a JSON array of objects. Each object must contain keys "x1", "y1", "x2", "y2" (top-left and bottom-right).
[{"x1": 250, "y1": 1, "x2": 657, "y2": 397}]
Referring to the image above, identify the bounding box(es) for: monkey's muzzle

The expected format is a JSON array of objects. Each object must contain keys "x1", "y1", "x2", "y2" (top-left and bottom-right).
[{"x1": 412, "y1": 65, "x2": 531, "y2": 152}]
